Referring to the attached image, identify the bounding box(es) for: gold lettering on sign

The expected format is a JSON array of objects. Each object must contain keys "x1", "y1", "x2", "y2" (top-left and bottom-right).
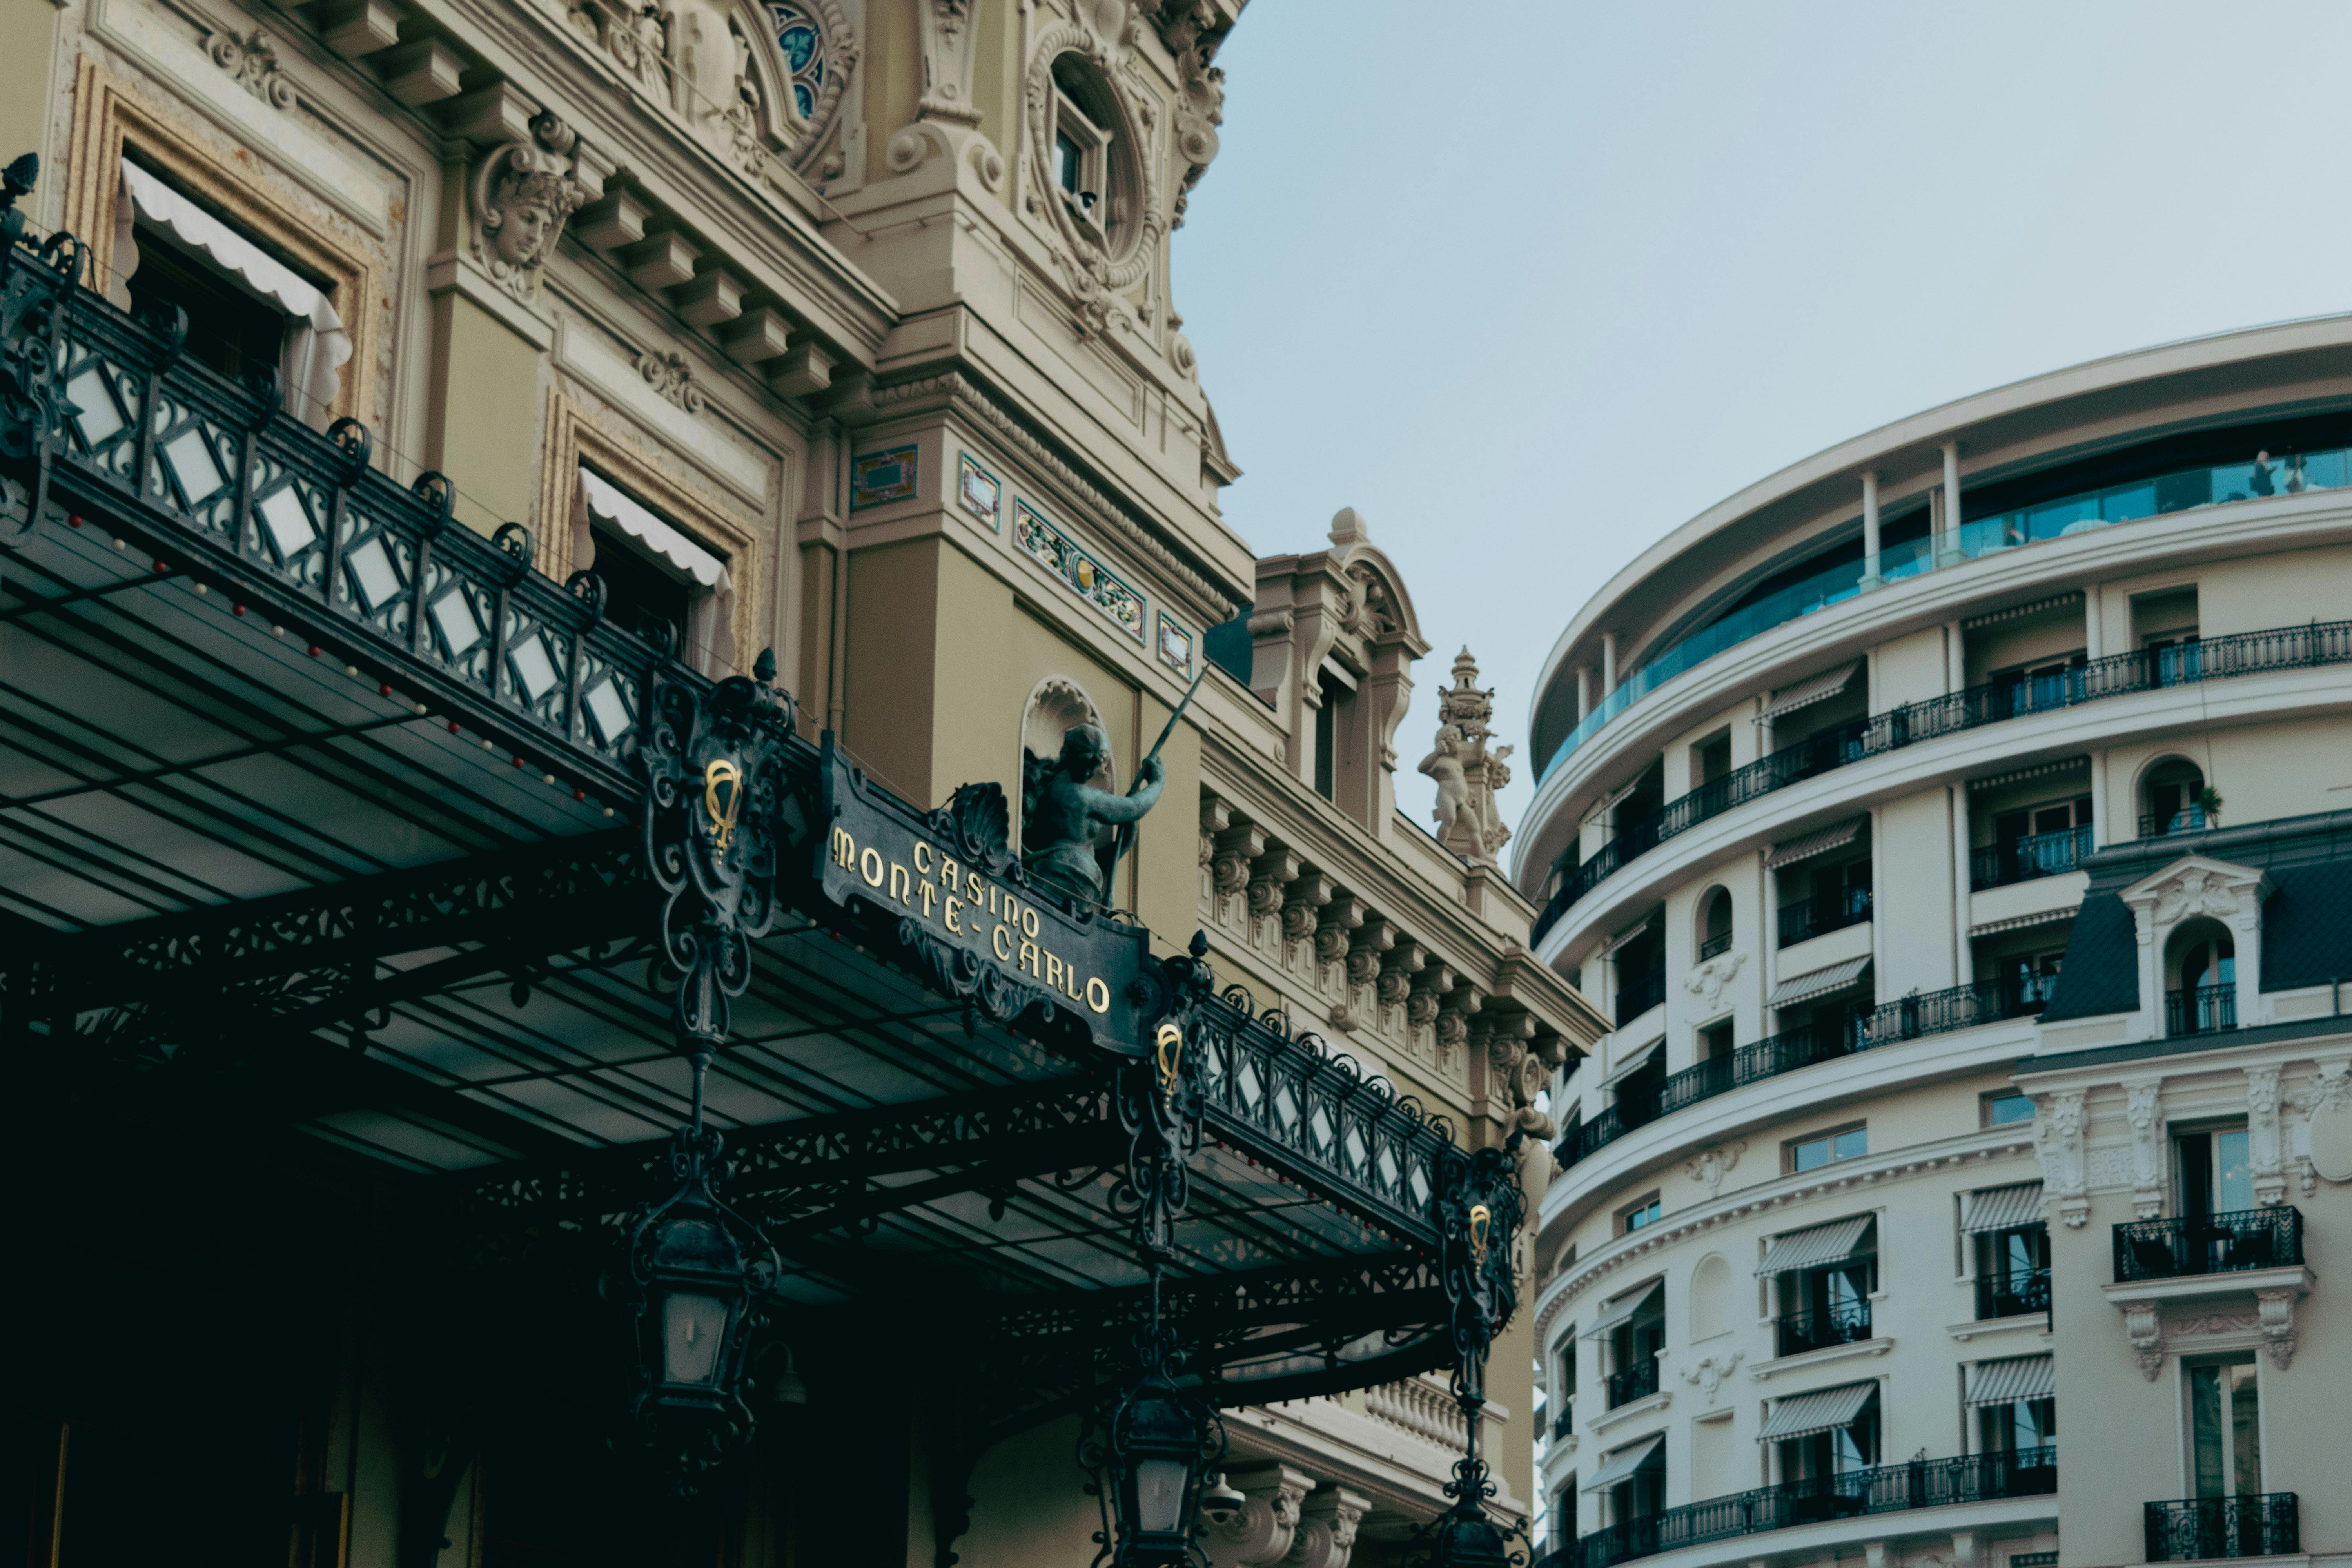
[
  {"x1": 859, "y1": 848, "x2": 884, "y2": 888},
  {"x1": 993, "y1": 924, "x2": 1014, "y2": 961},
  {"x1": 703, "y1": 759, "x2": 744, "y2": 851},
  {"x1": 1085, "y1": 976, "x2": 1111, "y2": 1014},
  {"x1": 940, "y1": 855, "x2": 961, "y2": 889},
  {"x1": 889, "y1": 861, "x2": 912, "y2": 904},
  {"x1": 831, "y1": 827, "x2": 856, "y2": 868},
  {"x1": 1018, "y1": 940, "x2": 1040, "y2": 976},
  {"x1": 946, "y1": 896, "x2": 965, "y2": 933},
  {"x1": 1044, "y1": 954, "x2": 1065, "y2": 991},
  {"x1": 913, "y1": 842, "x2": 934, "y2": 876},
  {"x1": 919, "y1": 882, "x2": 937, "y2": 918}
]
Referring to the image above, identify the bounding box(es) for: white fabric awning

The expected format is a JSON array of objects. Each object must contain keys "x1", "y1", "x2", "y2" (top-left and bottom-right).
[
  {"x1": 1965, "y1": 1355, "x2": 2054, "y2": 1407},
  {"x1": 1962, "y1": 1182, "x2": 2046, "y2": 1234},
  {"x1": 1581, "y1": 1434, "x2": 1665, "y2": 1492},
  {"x1": 575, "y1": 467, "x2": 735, "y2": 674},
  {"x1": 1756, "y1": 1381, "x2": 1878, "y2": 1443},
  {"x1": 1768, "y1": 956, "x2": 1872, "y2": 1008},
  {"x1": 1758, "y1": 661, "x2": 1860, "y2": 722},
  {"x1": 112, "y1": 160, "x2": 352, "y2": 423},
  {"x1": 1764, "y1": 818, "x2": 1866, "y2": 872},
  {"x1": 1593, "y1": 919, "x2": 1659, "y2": 962},
  {"x1": 1580, "y1": 1279, "x2": 1663, "y2": 1342},
  {"x1": 1598, "y1": 1038, "x2": 1663, "y2": 1091},
  {"x1": 1756, "y1": 1214, "x2": 1874, "y2": 1276}
]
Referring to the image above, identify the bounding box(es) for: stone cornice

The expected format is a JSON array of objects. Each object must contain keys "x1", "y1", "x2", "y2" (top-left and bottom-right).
[
  {"x1": 875, "y1": 370, "x2": 1246, "y2": 624},
  {"x1": 1534, "y1": 1128, "x2": 2036, "y2": 1343}
]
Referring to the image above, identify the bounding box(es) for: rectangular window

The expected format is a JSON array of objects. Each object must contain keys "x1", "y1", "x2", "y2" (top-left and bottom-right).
[
  {"x1": 1984, "y1": 1090, "x2": 2034, "y2": 1127},
  {"x1": 2176, "y1": 1127, "x2": 2254, "y2": 1217},
  {"x1": 2189, "y1": 1357, "x2": 2261, "y2": 1498},
  {"x1": 1621, "y1": 1194, "x2": 1662, "y2": 1234},
  {"x1": 1789, "y1": 1124, "x2": 1867, "y2": 1173},
  {"x1": 1698, "y1": 1019, "x2": 1734, "y2": 1063},
  {"x1": 127, "y1": 226, "x2": 288, "y2": 385},
  {"x1": 1978, "y1": 1397, "x2": 2057, "y2": 1456},
  {"x1": 575, "y1": 467, "x2": 732, "y2": 674},
  {"x1": 1779, "y1": 1397, "x2": 1879, "y2": 1482},
  {"x1": 1314, "y1": 672, "x2": 1341, "y2": 800}
]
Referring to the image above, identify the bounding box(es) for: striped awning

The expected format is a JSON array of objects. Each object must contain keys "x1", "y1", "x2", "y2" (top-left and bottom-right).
[
  {"x1": 1757, "y1": 1214, "x2": 1875, "y2": 1276},
  {"x1": 1581, "y1": 1434, "x2": 1665, "y2": 1492},
  {"x1": 1966, "y1": 1355, "x2": 2054, "y2": 1407},
  {"x1": 1768, "y1": 956, "x2": 1872, "y2": 1007},
  {"x1": 1759, "y1": 661, "x2": 1860, "y2": 722},
  {"x1": 1599, "y1": 1038, "x2": 1664, "y2": 1090},
  {"x1": 1764, "y1": 818, "x2": 1867, "y2": 871},
  {"x1": 1757, "y1": 1381, "x2": 1878, "y2": 1443},
  {"x1": 1594, "y1": 918, "x2": 1661, "y2": 962},
  {"x1": 1962, "y1": 1182, "x2": 2046, "y2": 1234},
  {"x1": 1581, "y1": 1279, "x2": 1664, "y2": 1341}
]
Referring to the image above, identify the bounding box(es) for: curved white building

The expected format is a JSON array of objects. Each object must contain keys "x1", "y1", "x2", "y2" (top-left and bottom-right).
[{"x1": 1514, "y1": 318, "x2": 2352, "y2": 1568}]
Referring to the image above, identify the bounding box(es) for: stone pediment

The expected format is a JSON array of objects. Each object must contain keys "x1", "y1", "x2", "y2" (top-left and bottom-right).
[{"x1": 2117, "y1": 854, "x2": 2272, "y2": 935}]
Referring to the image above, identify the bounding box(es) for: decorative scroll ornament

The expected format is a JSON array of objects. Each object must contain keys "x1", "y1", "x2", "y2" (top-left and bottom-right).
[
  {"x1": 206, "y1": 27, "x2": 298, "y2": 110},
  {"x1": 471, "y1": 112, "x2": 593, "y2": 303},
  {"x1": 640, "y1": 647, "x2": 797, "y2": 1047}
]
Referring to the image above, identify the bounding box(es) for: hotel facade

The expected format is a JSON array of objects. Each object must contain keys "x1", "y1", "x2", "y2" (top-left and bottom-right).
[{"x1": 1514, "y1": 321, "x2": 2352, "y2": 1568}]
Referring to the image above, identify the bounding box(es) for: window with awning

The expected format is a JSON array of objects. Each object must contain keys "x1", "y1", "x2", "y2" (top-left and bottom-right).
[
  {"x1": 1758, "y1": 661, "x2": 1860, "y2": 723},
  {"x1": 1962, "y1": 1182, "x2": 2045, "y2": 1233},
  {"x1": 1580, "y1": 1279, "x2": 1663, "y2": 1342},
  {"x1": 1966, "y1": 1355, "x2": 2054, "y2": 1406},
  {"x1": 1768, "y1": 955, "x2": 1872, "y2": 1008},
  {"x1": 574, "y1": 466, "x2": 735, "y2": 676},
  {"x1": 1756, "y1": 1381, "x2": 1878, "y2": 1443},
  {"x1": 1580, "y1": 1433, "x2": 1664, "y2": 1492},
  {"x1": 1757, "y1": 1214, "x2": 1875, "y2": 1276}
]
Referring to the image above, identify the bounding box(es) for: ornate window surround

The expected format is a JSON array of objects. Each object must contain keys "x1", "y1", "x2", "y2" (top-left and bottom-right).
[
  {"x1": 60, "y1": 58, "x2": 379, "y2": 427},
  {"x1": 2117, "y1": 854, "x2": 2273, "y2": 1041}
]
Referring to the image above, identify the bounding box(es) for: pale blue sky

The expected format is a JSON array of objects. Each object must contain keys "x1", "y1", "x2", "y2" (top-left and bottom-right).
[{"x1": 1172, "y1": 0, "x2": 2352, "y2": 860}]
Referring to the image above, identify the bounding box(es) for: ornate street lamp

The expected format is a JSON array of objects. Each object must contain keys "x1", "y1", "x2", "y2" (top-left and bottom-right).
[
  {"x1": 609, "y1": 1054, "x2": 779, "y2": 1490},
  {"x1": 1082, "y1": 1311, "x2": 1225, "y2": 1568}
]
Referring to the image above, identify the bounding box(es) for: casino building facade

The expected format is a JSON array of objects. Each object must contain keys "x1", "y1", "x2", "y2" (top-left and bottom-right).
[
  {"x1": 1511, "y1": 323, "x2": 2352, "y2": 1568},
  {"x1": 0, "y1": 1, "x2": 1605, "y2": 1564}
]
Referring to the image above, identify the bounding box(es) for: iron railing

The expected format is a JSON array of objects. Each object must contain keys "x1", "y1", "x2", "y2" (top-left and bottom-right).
[
  {"x1": 1553, "y1": 1405, "x2": 1575, "y2": 1441},
  {"x1": 1971, "y1": 824, "x2": 2094, "y2": 890},
  {"x1": 2114, "y1": 1207, "x2": 2303, "y2": 1282},
  {"x1": 1775, "y1": 1299, "x2": 1873, "y2": 1356},
  {"x1": 1779, "y1": 886, "x2": 1872, "y2": 947},
  {"x1": 1543, "y1": 1448, "x2": 2058, "y2": 1568},
  {"x1": 1604, "y1": 1359, "x2": 1659, "y2": 1409},
  {"x1": 1616, "y1": 969, "x2": 1667, "y2": 1027},
  {"x1": 1976, "y1": 1267, "x2": 2050, "y2": 1321},
  {"x1": 1533, "y1": 616, "x2": 2352, "y2": 946},
  {"x1": 2145, "y1": 1494, "x2": 2299, "y2": 1561},
  {"x1": 2140, "y1": 805, "x2": 2212, "y2": 838},
  {"x1": 1558, "y1": 978, "x2": 2044, "y2": 1172},
  {"x1": 2166, "y1": 984, "x2": 2236, "y2": 1035},
  {"x1": 1698, "y1": 929, "x2": 1734, "y2": 960}
]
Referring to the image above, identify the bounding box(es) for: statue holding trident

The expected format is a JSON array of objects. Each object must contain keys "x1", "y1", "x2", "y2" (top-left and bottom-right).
[{"x1": 1020, "y1": 669, "x2": 1206, "y2": 905}]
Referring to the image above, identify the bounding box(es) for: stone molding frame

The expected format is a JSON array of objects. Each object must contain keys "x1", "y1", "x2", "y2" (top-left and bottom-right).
[
  {"x1": 61, "y1": 57, "x2": 379, "y2": 427},
  {"x1": 535, "y1": 388, "x2": 766, "y2": 675},
  {"x1": 2117, "y1": 853, "x2": 2273, "y2": 1040},
  {"x1": 1021, "y1": 13, "x2": 1166, "y2": 334}
]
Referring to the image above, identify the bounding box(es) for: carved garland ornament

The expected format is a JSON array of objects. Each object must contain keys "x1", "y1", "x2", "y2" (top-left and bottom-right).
[{"x1": 1022, "y1": 20, "x2": 1165, "y2": 334}]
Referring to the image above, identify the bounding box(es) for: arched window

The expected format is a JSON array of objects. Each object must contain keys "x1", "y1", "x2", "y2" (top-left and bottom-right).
[
  {"x1": 766, "y1": 4, "x2": 828, "y2": 121},
  {"x1": 2141, "y1": 757, "x2": 2207, "y2": 837},
  {"x1": 1697, "y1": 886, "x2": 1733, "y2": 959},
  {"x1": 2165, "y1": 918, "x2": 2236, "y2": 1034},
  {"x1": 1689, "y1": 1253, "x2": 1733, "y2": 1341},
  {"x1": 1047, "y1": 54, "x2": 1140, "y2": 256}
]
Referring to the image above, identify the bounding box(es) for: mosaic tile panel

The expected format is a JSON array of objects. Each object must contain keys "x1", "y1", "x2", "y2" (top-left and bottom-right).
[
  {"x1": 850, "y1": 445, "x2": 917, "y2": 510},
  {"x1": 1156, "y1": 611, "x2": 1195, "y2": 678},
  {"x1": 956, "y1": 452, "x2": 1002, "y2": 529},
  {"x1": 1013, "y1": 500, "x2": 1144, "y2": 641}
]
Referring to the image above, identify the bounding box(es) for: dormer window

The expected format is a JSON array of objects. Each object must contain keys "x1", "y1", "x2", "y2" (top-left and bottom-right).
[{"x1": 1050, "y1": 60, "x2": 1112, "y2": 235}]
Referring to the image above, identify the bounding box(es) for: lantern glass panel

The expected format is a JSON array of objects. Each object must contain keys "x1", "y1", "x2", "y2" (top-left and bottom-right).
[
  {"x1": 662, "y1": 1291, "x2": 730, "y2": 1385},
  {"x1": 1134, "y1": 1457, "x2": 1189, "y2": 1534}
]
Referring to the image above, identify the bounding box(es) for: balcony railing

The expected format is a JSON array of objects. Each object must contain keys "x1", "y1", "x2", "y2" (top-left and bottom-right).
[
  {"x1": 2145, "y1": 1494, "x2": 2299, "y2": 1561},
  {"x1": 1971, "y1": 824, "x2": 2093, "y2": 890},
  {"x1": 1976, "y1": 1267, "x2": 2050, "y2": 1321},
  {"x1": 1557, "y1": 977, "x2": 2046, "y2": 1172},
  {"x1": 1779, "y1": 886, "x2": 1872, "y2": 947},
  {"x1": 1775, "y1": 1300, "x2": 1873, "y2": 1356},
  {"x1": 2140, "y1": 804, "x2": 2212, "y2": 838},
  {"x1": 1541, "y1": 1448, "x2": 2057, "y2": 1568},
  {"x1": 1604, "y1": 1359, "x2": 1659, "y2": 1409},
  {"x1": 1616, "y1": 969, "x2": 1667, "y2": 1027},
  {"x1": 2166, "y1": 984, "x2": 2235, "y2": 1035},
  {"x1": 2114, "y1": 1207, "x2": 2303, "y2": 1283},
  {"x1": 1553, "y1": 1405, "x2": 1575, "y2": 1441},
  {"x1": 1532, "y1": 615, "x2": 2352, "y2": 946},
  {"x1": 1698, "y1": 929, "x2": 1733, "y2": 960}
]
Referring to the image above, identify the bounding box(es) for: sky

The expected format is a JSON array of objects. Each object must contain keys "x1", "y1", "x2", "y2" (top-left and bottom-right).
[{"x1": 1170, "y1": 0, "x2": 2352, "y2": 873}]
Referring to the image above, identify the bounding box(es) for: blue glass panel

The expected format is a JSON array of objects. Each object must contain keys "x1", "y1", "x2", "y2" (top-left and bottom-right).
[
  {"x1": 793, "y1": 83, "x2": 815, "y2": 118},
  {"x1": 777, "y1": 20, "x2": 817, "y2": 69}
]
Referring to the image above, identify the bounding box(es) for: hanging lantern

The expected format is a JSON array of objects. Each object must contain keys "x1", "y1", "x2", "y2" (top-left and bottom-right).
[
  {"x1": 1084, "y1": 1355, "x2": 1225, "y2": 1568},
  {"x1": 610, "y1": 1113, "x2": 779, "y2": 1488}
]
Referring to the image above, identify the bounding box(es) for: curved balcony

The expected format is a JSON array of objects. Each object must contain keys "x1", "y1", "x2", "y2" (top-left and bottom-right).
[
  {"x1": 1539, "y1": 1448, "x2": 2056, "y2": 1568},
  {"x1": 1532, "y1": 615, "x2": 2352, "y2": 946},
  {"x1": 1555, "y1": 978, "x2": 2044, "y2": 1173},
  {"x1": 1971, "y1": 825, "x2": 2092, "y2": 891}
]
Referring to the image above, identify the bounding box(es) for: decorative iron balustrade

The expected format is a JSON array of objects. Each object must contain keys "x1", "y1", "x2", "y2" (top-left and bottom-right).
[
  {"x1": 1533, "y1": 617, "x2": 2352, "y2": 946},
  {"x1": 1971, "y1": 824, "x2": 2094, "y2": 890},
  {"x1": 2140, "y1": 805, "x2": 2213, "y2": 838},
  {"x1": 1616, "y1": 968, "x2": 1667, "y2": 1027},
  {"x1": 1976, "y1": 1267, "x2": 2050, "y2": 1321},
  {"x1": 1559, "y1": 977, "x2": 2046, "y2": 1172},
  {"x1": 1541, "y1": 1448, "x2": 2058, "y2": 1568},
  {"x1": 2, "y1": 236, "x2": 670, "y2": 794},
  {"x1": 2166, "y1": 984, "x2": 2235, "y2": 1035},
  {"x1": 2113, "y1": 1207, "x2": 2303, "y2": 1283},
  {"x1": 1775, "y1": 1299, "x2": 1872, "y2": 1356},
  {"x1": 1186, "y1": 985, "x2": 1456, "y2": 1243},
  {"x1": 2145, "y1": 1494, "x2": 2299, "y2": 1562},
  {"x1": 1603, "y1": 1359, "x2": 1659, "y2": 1409},
  {"x1": 1697, "y1": 930, "x2": 1733, "y2": 960},
  {"x1": 1778, "y1": 886, "x2": 1872, "y2": 948}
]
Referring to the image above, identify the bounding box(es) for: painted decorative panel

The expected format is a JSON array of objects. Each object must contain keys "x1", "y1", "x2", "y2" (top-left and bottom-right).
[
  {"x1": 1014, "y1": 500, "x2": 1143, "y2": 641},
  {"x1": 957, "y1": 452, "x2": 1002, "y2": 530},
  {"x1": 850, "y1": 445, "x2": 917, "y2": 510}
]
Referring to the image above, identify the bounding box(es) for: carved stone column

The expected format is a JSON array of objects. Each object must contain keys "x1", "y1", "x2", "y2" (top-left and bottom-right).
[
  {"x1": 1283, "y1": 1485, "x2": 1369, "y2": 1568},
  {"x1": 2124, "y1": 1078, "x2": 2167, "y2": 1220},
  {"x1": 1202, "y1": 1463, "x2": 1313, "y2": 1568},
  {"x1": 2247, "y1": 1065, "x2": 2285, "y2": 1206},
  {"x1": 2036, "y1": 1089, "x2": 2091, "y2": 1227}
]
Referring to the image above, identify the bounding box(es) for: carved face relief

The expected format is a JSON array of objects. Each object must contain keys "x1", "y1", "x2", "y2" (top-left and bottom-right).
[{"x1": 471, "y1": 118, "x2": 591, "y2": 302}]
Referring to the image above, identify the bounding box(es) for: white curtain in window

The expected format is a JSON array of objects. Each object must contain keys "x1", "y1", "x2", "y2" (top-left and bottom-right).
[
  {"x1": 574, "y1": 466, "x2": 736, "y2": 675},
  {"x1": 110, "y1": 159, "x2": 352, "y2": 427}
]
